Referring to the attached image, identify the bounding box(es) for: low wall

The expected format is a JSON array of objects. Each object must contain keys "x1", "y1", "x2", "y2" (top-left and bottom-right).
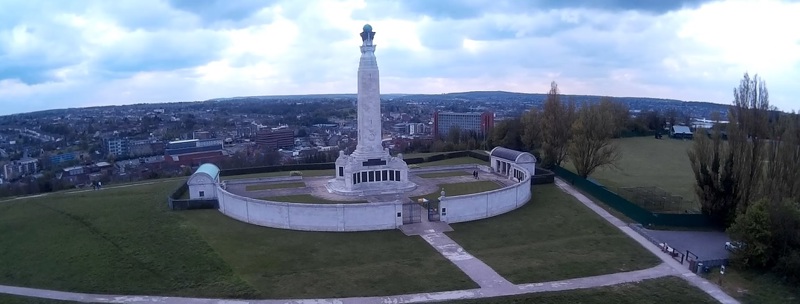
[
  {"x1": 216, "y1": 187, "x2": 402, "y2": 232},
  {"x1": 224, "y1": 176, "x2": 302, "y2": 186},
  {"x1": 531, "y1": 168, "x2": 555, "y2": 185},
  {"x1": 410, "y1": 164, "x2": 491, "y2": 174},
  {"x1": 169, "y1": 198, "x2": 218, "y2": 210},
  {"x1": 439, "y1": 163, "x2": 532, "y2": 223}
]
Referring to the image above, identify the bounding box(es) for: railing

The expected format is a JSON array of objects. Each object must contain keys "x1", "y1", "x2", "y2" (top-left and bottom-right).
[{"x1": 552, "y1": 166, "x2": 714, "y2": 228}]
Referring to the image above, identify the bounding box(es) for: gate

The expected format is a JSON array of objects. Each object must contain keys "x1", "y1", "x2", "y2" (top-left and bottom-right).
[
  {"x1": 402, "y1": 201, "x2": 421, "y2": 224},
  {"x1": 427, "y1": 200, "x2": 440, "y2": 222}
]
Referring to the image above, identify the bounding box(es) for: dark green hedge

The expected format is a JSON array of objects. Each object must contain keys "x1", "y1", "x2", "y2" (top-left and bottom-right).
[{"x1": 220, "y1": 162, "x2": 336, "y2": 176}]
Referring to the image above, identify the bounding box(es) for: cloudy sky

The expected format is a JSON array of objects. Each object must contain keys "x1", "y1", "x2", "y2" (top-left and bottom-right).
[{"x1": 1, "y1": 0, "x2": 798, "y2": 115}]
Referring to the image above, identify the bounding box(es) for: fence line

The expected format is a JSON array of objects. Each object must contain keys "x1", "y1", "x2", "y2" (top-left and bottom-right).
[{"x1": 552, "y1": 166, "x2": 713, "y2": 228}]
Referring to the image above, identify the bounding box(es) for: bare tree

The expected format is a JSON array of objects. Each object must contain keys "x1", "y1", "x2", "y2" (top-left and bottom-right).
[
  {"x1": 727, "y1": 73, "x2": 770, "y2": 213},
  {"x1": 539, "y1": 81, "x2": 576, "y2": 168},
  {"x1": 568, "y1": 97, "x2": 621, "y2": 178}
]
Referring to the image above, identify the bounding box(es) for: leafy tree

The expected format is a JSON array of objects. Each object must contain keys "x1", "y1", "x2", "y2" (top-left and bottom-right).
[
  {"x1": 567, "y1": 97, "x2": 620, "y2": 178},
  {"x1": 727, "y1": 73, "x2": 771, "y2": 213},
  {"x1": 728, "y1": 199, "x2": 773, "y2": 268},
  {"x1": 490, "y1": 118, "x2": 523, "y2": 151},
  {"x1": 688, "y1": 122, "x2": 738, "y2": 226},
  {"x1": 539, "y1": 82, "x2": 575, "y2": 168},
  {"x1": 447, "y1": 125, "x2": 462, "y2": 145},
  {"x1": 520, "y1": 108, "x2": 541, "y2": 152}
]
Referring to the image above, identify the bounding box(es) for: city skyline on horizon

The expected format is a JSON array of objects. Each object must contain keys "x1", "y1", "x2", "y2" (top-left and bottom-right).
[{"x1": 1, "y1": 0, "x2": 798, "y2": 116}]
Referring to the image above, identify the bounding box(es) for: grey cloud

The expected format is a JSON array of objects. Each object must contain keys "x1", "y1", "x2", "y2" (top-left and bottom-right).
[
  {"x1": 91, "y1": 30, "x2": 228, "y2": 77},
  {"x1": 354, "y1": 0, "x2": 718, "y2": 21},
  {"x1": 166, "y1": 0, "x2": 276, "y2": 24},
  {"x1": 0, "y1": 23, "x2": 85, "y2": 84},
  {"x1": 530, "y1": 0, "x2": 718, "y2": 14}
]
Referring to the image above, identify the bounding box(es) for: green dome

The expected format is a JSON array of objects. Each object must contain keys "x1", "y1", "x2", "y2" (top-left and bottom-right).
[{"x1": 363, "y1": 24, "x2": 372, "y2": 32}]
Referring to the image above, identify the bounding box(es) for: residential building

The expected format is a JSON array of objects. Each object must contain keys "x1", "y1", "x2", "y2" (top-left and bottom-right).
[
  {"x1": 256, "y1": 128, "x2": 294, "y2": 150},
  {"x1": 432, "y1": 111, "x2": 494, "y2": 139},
  {"x1": 50, "y1": 152, "x2": 78, "y2": 165},
  {"x1": 2, "y1": 157, "x2": 39, "y2": 180},
  {"x1": 104, "y1": 138, "x2": 129, "y2": 157}
]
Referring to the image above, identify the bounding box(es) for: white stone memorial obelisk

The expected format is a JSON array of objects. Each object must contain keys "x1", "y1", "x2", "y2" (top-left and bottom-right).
[{"x1": 327, "y1": 24, "x2": 415, "y2": 196}]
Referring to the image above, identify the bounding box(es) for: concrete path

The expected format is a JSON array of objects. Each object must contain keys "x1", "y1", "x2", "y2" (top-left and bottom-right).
[
  {"x1": 554, "y1": 178, "x2": 739, "y2": 304},
  {"x1": 0, "y1": 263, "x2": 674, "y2": 304},
  {"x1": 420, "y1": 232, "x2": 515, "y2": 291}
]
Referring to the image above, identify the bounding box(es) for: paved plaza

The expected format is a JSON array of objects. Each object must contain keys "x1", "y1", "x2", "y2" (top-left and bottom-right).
[{"x1": 224, "y1": 167, "x2": 514, "y2": 203}]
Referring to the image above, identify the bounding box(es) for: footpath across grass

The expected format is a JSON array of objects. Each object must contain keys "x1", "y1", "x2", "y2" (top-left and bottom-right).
[
  {"x1": 0, "y1": 181, "x2": 258, "y2": 298},
  {"x1": 453, "y1": 276, "x2": 716, "y2": 304},
  {"x1": 448, "y1": 184, "x2": 661, "y2": 284},
  {"x1": 245, "y1": 181, "x2": 306, "y2": 191},
  {"x1": 181, "y1": 210, "x2": 476, "y2": 298}
]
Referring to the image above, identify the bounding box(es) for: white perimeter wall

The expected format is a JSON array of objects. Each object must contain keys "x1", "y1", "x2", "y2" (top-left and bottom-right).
[
  {"x1": 216, "y1": 187, "x2": 403, "y2": 232},
  {"x1": 439, "y1": 163, "x2": 532, "y2": 223}
]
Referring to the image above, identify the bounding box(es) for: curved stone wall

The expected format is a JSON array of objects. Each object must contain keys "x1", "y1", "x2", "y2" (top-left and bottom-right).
[
  {"x1": 216, "y1": 188, "x2": 403, "y2": 232},
  {"x1": 215, "y1": 162, "x2": 532, "y2": 231},
  {"x1": 438, "y1": 162, "x2": 532, "y2": 223}
]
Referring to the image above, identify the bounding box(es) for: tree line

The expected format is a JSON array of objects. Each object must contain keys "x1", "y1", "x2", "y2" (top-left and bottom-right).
[
  {"x1": 488, "y1": 81, "x2": 629, "y2": 177},
  {"x1": 688, "y1": 73, "x2": 799, "y2": 284}
]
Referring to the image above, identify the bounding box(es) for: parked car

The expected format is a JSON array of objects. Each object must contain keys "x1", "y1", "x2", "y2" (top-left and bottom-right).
[{"x1": 725, "y1": 241, "x2": 745, "y2": 251}]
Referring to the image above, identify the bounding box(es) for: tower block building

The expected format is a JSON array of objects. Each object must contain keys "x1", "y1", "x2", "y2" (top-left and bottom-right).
[{"x1": 327, "y1": 24, "x2": 415, "y2": 196}]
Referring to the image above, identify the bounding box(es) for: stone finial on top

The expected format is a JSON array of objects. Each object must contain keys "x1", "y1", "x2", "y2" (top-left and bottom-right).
[{"x1": 360, "y1": 24, "x2": 376, "y2": 42}]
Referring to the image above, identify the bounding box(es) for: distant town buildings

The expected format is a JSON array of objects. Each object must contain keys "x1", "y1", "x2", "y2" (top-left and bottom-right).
[
  {"x1": 105, "y1": 138, "x2": 129, "y2": 156},
  {"x1": 2, "y1": 157, "x2": 39, "y2": 180},
  {"x1": 256, "y1": 128, "x2": 294, "y2": 150},
  {"x1": 49, "y1": 152, "x2": 78, "y2": 165},
  {"x1": 165, "y1": 139, "x2": 225, "y2": 166},
  {"x1": 433, "y1": 111, "x2": 494, "y2": 139}
]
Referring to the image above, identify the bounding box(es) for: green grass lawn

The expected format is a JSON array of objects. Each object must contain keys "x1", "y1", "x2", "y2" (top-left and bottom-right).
[
  {"x1": 402, "y1": 151, "x2": 458, "y2": 158},
  {"x1": 416, "y1": 171, "x2": 472, "y2": 178},
  {"x1": 447, "y1": 184, "x2": 661, "y2": 284},
  {"x1": 0, "y1": 294, "x2": 77, "y2": 304},
  {"x1": 705, "y1": 266, "x2": 800, "y2": 304},
  {"x1": 245, "y1": 181, "x2": 306, "y2": 191},
  {"x1": 0, "y1": 181, "x2": 258, "y2": 298},
  {"x1": 181, "y1": 210, "x2": 475, "y2": 298},
  {"x1": 222, "y1": 169, "x2": 333, "y2": 180},
  {"x1": 0, "y1": 179, "x2": 475, "y2": 298},
  {"x1": 411, "y1": 181, "x2": 503, "y2": 208},
  {"x1": 563, "y1": 137, "x2": 698, "y2": 211},
  {"x1": 260, "y1": 194, "x2": 367, "y2": 204},
  {"x1": 452, "y1": 276, "x2": 716, "y2": 304}
]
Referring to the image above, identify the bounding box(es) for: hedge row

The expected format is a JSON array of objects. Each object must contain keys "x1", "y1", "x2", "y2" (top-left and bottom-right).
[
  {"x1": 220, "y1": 162, "x2": 336, "y2": 177},
  {"x1": 219, "y1": 151, "x2": 485, "y2": 177}
]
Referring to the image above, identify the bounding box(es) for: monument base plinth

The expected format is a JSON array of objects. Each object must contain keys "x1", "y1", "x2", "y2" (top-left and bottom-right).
[{"x1": 329, "y1": 150, "x2": 416, "y2": 197}]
